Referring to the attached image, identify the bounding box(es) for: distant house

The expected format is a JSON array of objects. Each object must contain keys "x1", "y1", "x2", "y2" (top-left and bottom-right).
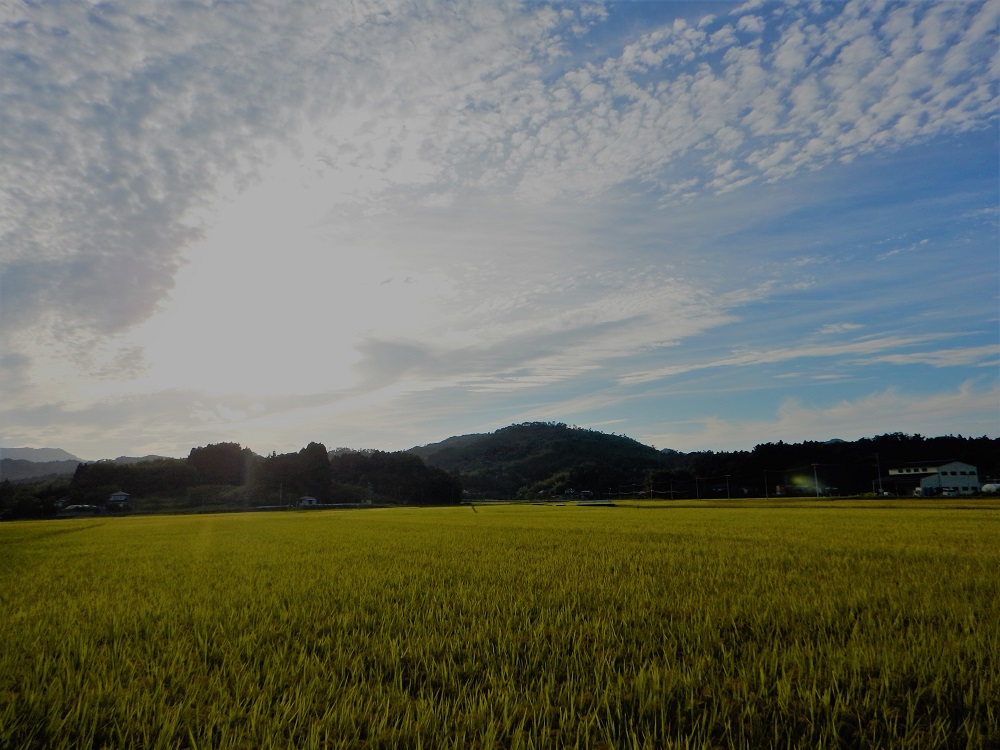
[
  {"x1": 884, "y1": 461, "x2": 980, "y2": 496},
  {"x1": 106, "y1": 491, "x2": 133, "y2": 512},
  {"x1": 298, "y1": 496, "x2": 318, "y2": 507}
]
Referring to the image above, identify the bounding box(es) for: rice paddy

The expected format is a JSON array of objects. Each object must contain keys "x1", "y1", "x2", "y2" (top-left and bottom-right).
[{"x1": 1, "y1": 500, "x2": 997, "y2": 749}]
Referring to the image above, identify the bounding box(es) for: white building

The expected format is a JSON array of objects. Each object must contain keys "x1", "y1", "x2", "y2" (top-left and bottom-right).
[{"x1": 887, "y1": 461, "x2": 980, "y2": 496}]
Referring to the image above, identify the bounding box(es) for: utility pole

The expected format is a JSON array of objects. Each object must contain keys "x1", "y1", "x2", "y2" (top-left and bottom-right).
[
  {"x1": 875, "y1": 453, "x2": 884, "y2": 495},
  {"x1": 763, "y1": 469, "x2": 769, "y2": 500},
  {"x1": 725, "y1": 475, "x2": 731, "y2": 500},
  {"x1": 812, "y1": 464, "x2": 820, "y2": 498}
]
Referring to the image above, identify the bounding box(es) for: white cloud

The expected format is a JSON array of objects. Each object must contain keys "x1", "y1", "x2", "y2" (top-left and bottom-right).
[
  {"x1": 620, "y1": 333, "x2": 961, "y2": 385},
  {"x1": 863, "y1": 345, "x2": 1000, "y2": 368},
  {"x1": 642, "y1": 380, "x2": 1000, "y2": 452},
  {"x1": 819, "y1": 323, "x2": 865, "y2": 335},
  {"x1": 500, "y1": 0, "x2": 997, "y2": 198},
  {"x1": 5, "y1": 1, "x2": 994, "y2": 323},
  {"x1": 0, "y1": 0, "x2": 996, "y2": 456},
  {"x1": 737, "y1": 15, "x2": 765, "y2": 35}
]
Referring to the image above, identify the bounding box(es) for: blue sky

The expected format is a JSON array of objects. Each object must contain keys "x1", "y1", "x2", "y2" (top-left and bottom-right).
[{"x1": 1, "y1": 0, "x2": 997, "y2": 460}]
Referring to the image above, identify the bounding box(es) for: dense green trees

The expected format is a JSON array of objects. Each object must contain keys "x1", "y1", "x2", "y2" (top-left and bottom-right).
[
  {"x1": 329, "y1": 450, "x2": 462, "y2": 505},
  {"x1": 248, "y1": 443, "x2": 334, "y2": 502},
  {"x1": 660, "y1": 434, "x2": 1000, "y2": 497},
  {"x1": 414, "y1": 424, "x2": 1000, "y2": 500},
  {"x1": 5, "y1": 428, "x2": 996, "y2": 520},
  {"x1": 0, "y1": 478, "x2": 70, "y2": 520},
  {"x1": 69, "y1": 459, "x2": 199, "y2": 504},
  {"x1": 187, "y1": 443, "x2": 251, "y2": 485},
  {"x1": 56, "y1": 441, "x2": 463, "y2": 511},
  {"x1": 414, "y1": 422, "x2": 663, "y2": 499}
]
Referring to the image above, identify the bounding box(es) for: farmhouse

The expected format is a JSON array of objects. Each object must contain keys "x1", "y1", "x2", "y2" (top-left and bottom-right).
[
  {"x1": 883, "y1": 461, "x2": 980, "y2": 496},
  {"x1": 106, "y1": 490, "x2": 133, "y2": 512}
]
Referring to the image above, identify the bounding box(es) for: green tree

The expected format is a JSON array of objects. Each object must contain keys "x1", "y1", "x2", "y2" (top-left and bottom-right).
[
  {"x1": 187, "y1": 443, "x2": 249, "y2": 485},
  {"x1": 329, "y1": 450, "x2": 462, "y2": 505},
  {"x1": 0, "y1": 479, "x2": 15, "y2": 515},
  {"x1": 298, "y1": 442, "x2": 333, "y2": 501}
]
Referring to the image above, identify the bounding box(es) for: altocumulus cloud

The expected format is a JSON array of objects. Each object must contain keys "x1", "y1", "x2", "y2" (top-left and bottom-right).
[
  {"x1": 0, "y1": 0, "x2": 997, "y2": 456},
  {"x1": 0, "y1": 1, "x2": 585, "y2": 378}
]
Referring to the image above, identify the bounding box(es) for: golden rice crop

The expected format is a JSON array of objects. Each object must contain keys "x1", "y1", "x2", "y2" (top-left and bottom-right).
[{"x1": 0, "y1": 501, "x2": 997, "y2": 749}]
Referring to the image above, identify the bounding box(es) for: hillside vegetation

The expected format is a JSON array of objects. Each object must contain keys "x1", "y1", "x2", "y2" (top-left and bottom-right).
[
  {"x1": 410, "y1": 422, "x2": 666, "y2": 499},
  {"x1": 3, "y1": 425, "x2": 997, "y2": 519},
  {"x1": 411, "y1": 423, "x2": 1000, "y2": 500},
  {"x1": 1, "y1": 443, "x2": 461, "y2": 520},
  {"x1": 0, "y1": 459, "x2": 81, "y2": 482}
]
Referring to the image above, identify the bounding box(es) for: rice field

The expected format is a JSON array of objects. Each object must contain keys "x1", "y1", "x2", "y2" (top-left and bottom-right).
[{"x1": 0, "y1": 500, "x2": 997, "y2": 749}]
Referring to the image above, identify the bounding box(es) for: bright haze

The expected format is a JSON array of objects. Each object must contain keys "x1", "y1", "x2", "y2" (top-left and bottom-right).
[{"x1": 2, "y1": 0, "x2": 997, "y2": 460}]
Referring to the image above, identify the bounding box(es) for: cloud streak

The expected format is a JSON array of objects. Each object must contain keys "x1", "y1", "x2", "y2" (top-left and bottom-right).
[
  {"x1": 640, "y1": 380, "x2": 1000, "y2": 452},
  {"x1": 619, "y1": 332, "x2": 995, "y2": 385}
]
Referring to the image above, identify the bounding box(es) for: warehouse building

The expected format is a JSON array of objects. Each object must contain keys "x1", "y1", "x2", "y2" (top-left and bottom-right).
[{"x1": 884, "y1": 461, "x2": 980, "y2": 496}]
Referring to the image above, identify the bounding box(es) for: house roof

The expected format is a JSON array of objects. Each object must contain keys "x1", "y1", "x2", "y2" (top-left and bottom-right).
[{"x1": 888, "y1": 460, "x2": 976, "y2": 475}]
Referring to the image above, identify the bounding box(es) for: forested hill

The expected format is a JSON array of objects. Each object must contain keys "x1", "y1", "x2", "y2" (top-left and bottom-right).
[
  {"x1": 0, "y1": 459, "x2": 81, "y2": 482},
  {"x1": 0, "y1": 454, "x2": 167, "y2": 482},
  {"x1": 409, "y1": 422, "x2": 668, "y2": 499},
  {"x1": 0, "y1": 447, "x2": 85, "y2": 482},
  {"x1": 410, "y1": 424, "x2": 1000, "y2": 500}
]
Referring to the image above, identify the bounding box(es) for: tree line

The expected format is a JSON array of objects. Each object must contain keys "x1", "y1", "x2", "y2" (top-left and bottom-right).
[
  {"x1": 1, "y1": 442, "x2": 463, "y2": 519},
  {"x1": 2, "y1": 428, "x2": 997, "y2": 519},
  {"x1": 642, "y1": 432, "x2": 1000, "y2": 499},
  {"x1": 414, "y1": 423, "x2": 1000, "y2": 500}
]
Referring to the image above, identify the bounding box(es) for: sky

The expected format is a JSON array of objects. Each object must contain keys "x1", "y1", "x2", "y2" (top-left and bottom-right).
[{"x1": 1, "y1": 0, "x2": 998, "y2": 461}]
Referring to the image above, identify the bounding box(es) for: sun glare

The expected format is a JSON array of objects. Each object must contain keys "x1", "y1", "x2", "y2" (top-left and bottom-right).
[
  {"x1": 126, "y1": 160, "x2": 385, "y2": 396},
  {"x1": 123, "y1": 153, "x2": 463, "y2": 399}
]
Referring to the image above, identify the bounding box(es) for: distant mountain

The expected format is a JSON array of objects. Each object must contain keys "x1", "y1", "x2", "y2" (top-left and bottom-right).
[
  {"x1": 409, "y1": 422, "x2": 668, "y2": 499},
  {"x1": 0, "y1": 459, "x2": 80, "y2": 481},
  {"x1": 0, "y1": 451, "x2": 174, "y2": 483},
  {"x1": 1, "y1": 447, "x2": 82, "y2": 462}
]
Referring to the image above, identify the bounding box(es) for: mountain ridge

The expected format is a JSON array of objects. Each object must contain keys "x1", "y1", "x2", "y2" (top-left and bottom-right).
[
  {"x1": 0, "y1": 459, "x2": 81, "y2": 482},
  {"x1": 4, "y1": 429, "x2": 998, "y2": 494},
  {"x1": 1, "y1": 447, "x2": 83, "y2": 463},
  {"x1": 0, "y1": 453, "x2": 170, "y2": 482},
  {"x1": 407, "y1": 422, "x2": 668, "y2": 499}
]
